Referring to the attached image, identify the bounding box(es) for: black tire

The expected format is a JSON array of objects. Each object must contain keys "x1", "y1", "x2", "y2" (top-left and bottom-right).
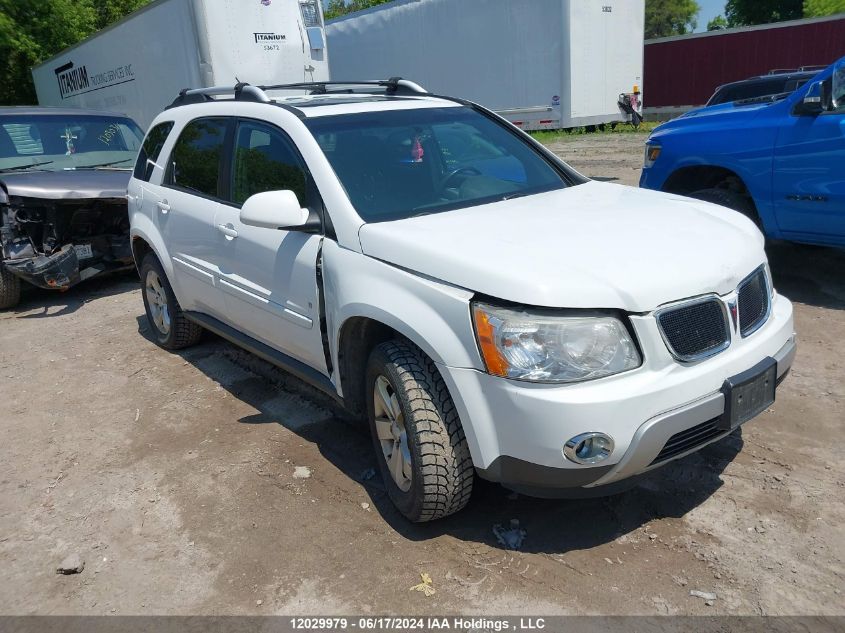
[
  {"x1": 139, "y1": 253, "x2": 202, "y2": 350},
  {"x1": 366, "y1": 340, "x2": 474, "y2": 522},
  {"x1": 690, "y1": 188, "x2": 762, "y2": 229},
  {"x1": 0, "y1": 263, "x2": 21, "y2": 310}
]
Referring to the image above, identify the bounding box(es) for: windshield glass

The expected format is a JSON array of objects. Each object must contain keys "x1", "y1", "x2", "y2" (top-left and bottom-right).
[
  {"x1": 0, "y1": 114, "x2": 143, "y2": 172},
  {"x1": 305, "y1": 106, "x2": 570, "y2": 222}
]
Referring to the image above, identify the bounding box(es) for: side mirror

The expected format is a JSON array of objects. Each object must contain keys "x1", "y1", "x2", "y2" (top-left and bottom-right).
[
  {"x1": 239, "y1": 190, "x2": 309, "y2": 230},
  {"x1": 799, "y1": 80, "x2": 832, "y2": 115}
]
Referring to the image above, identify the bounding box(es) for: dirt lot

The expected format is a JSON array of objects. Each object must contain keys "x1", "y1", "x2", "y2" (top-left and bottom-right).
[{"x1": 1, "y1": 133, "x2": 843, "y2": 617}]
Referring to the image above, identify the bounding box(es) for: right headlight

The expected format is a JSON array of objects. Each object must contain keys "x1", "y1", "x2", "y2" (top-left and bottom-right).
[{"x1": 472, "y1": 302, "x2": 642, "y2": 383}]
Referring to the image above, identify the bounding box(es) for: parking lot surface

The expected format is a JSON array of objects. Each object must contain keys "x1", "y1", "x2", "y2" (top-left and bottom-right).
[{"x1": 1, "y1": 134, "x2": 843, "y2": 615}]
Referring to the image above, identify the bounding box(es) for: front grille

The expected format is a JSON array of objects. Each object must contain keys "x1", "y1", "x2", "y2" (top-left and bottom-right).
[
  {"x1": 650, "y1": 417, "x2": 725, "y2": 466},
  {"x1": 737, "y1": 267, "x2": 770, "y2": 337},
  {"x1": 657, "y1": 298, "x2": 730, "y2": 362}
]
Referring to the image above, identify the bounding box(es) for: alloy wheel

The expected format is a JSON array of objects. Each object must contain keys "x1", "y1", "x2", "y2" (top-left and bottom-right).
[
  {"x1": 145, "y1": 270, "x2": 171, "y2": 336},
  {"x1": 373, "y1": 375, "x2": 412, "y2": 492}
]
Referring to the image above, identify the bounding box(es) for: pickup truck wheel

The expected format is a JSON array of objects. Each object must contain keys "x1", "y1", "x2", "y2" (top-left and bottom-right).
[
  {"x1": 0, "y1": 264, "x2": 21, "y2": 310},
  {"x1": 690, "y1": 188, "x2": 762, "y2": 229},
  {"x1": 140, "y1": 254, "x2": 202, "y2": 350},
  {"x1": 366, "y1": 340, "x2": 474, "y2": 522}
]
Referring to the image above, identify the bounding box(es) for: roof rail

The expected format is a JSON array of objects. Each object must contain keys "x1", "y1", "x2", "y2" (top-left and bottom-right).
[
  {"x1": 166, "y1": 78, "x2": 427, "y2": 110},
  {"x1": 259, "y1": 77, "x2": 428, "y2": 96},
  {"x1": 166, "y1": 84, "x2": 272, "y2": 109},
  {"x1": 798, "y1": 64, "x2": 827, "y2": 72}
]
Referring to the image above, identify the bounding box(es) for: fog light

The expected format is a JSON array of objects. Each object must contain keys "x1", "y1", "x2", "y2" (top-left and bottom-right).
[{"x1": 564, "y1": 433, "x2": 614, "y2": 464}]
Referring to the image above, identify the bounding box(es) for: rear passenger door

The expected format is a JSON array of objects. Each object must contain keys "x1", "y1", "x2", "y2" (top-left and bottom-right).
[
  {"x1": 212, "y1": 119, "x2": 328, "y2": 373},
  {"x1": 158, "y1": 117, "x2": 233, "y2": 318}
]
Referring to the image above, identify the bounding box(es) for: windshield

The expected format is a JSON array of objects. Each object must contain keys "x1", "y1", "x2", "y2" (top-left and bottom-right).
[
  {"x1": 305, "y1": 107, "x2": 571, "y2": 222},
  {"x1": 707, "y1": 76, "x2": 812, "y2": 106},
  {"x1": 0, "y1": 114, "x2": 143, "y2": 173}
]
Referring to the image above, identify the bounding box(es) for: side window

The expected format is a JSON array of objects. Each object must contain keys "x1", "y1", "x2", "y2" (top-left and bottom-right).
[
  {"x1": 133, "y1": 121, "x2": 174, "y2": 182},
  {"x1": 832, "y1": 61, "x2": 845, "y2": 112},
  {"x1": 231, "y1": 121, "x2": 308, "y2": 206},
  {"x1": 165, "y1": 118, "x2": 228, "y2": 198}
]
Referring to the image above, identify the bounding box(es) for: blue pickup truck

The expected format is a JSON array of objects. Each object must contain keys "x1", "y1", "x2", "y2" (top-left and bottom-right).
[{"x1": 640, "y1": 56, "x2": 845, "y2": 249}]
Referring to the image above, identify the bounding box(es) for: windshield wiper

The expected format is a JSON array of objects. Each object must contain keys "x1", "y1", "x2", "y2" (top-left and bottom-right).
[
  {"x1": 69, "y1": 158, "x2": 134, "y2": 170},
  {"x1": 501, "y1": 192, "x2": 527, "y2": 201},
  {"x1": 0, "y1": 160, "x2": 55, "y2": 173}
]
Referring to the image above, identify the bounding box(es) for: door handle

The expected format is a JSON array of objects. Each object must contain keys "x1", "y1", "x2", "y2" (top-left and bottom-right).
[
  {"x1": 156, "y1": 200, "x2": 171, "y2": 214},
  {"x1": 216, "y1": 223, "x2": 239, "y2": 239}
]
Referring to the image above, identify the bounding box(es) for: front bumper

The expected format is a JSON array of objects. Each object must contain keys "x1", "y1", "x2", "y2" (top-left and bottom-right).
[
  {"x1": 2, "y1": 238, "x2": 133, "y2": 290},
  {"x1": 437, "y1": 293, "x2": 795, "y2": 495}
]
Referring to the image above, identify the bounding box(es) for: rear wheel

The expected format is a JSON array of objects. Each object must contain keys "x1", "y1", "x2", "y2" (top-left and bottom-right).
[
  {"x1": 366, "y1": 340, "x2": 474, "y2": 522},
  {"x1": 0, "y1": 264, "x2": 21, "y2": 310},
  {"x1": 690, "y1": 188, "x2": 762, "y2": 229},
  {"x1": 139, "y1": 253, "x2": 202, "y2": 350}
]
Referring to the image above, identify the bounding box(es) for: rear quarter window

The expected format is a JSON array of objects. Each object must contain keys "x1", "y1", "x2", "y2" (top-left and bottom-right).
[{"x1": 133, "y1": 121, "x2": 174, "y2": 182}]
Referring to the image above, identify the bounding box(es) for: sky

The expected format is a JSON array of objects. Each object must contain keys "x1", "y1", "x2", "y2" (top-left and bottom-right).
[{"x1": 695, "y1": 0, "x2": 727, "y2": 31}]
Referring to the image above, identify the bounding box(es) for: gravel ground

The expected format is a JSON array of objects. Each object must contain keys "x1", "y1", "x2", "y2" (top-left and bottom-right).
[{"x1": 1, "y1": 133, "x2": 843, "y2": 616}]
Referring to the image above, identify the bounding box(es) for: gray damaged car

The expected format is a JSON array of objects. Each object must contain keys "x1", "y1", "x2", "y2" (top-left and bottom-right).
[{"x1": 0, "y1": 107, "x2": 145, "y2": 309}]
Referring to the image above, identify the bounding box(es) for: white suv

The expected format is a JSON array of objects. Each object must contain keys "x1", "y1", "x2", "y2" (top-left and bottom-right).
[{"x1": 129, "y1": 80, "x2": 796, "y2": 522}]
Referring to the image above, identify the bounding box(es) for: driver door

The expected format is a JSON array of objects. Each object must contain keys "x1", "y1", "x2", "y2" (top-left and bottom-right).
[{"x1": 773, "y1": 62, "x2": 845, "y2": 244}]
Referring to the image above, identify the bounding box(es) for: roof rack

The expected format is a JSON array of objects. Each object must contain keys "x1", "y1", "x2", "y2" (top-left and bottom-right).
[
  {"x1": 166, "y1": 83, "x2": 271, "y2": 109},
  {"x1": 166, "y1": 77, "x2": 428, "y2": 110},
  {"x1": 766, "y1": 65, "x2": 826, "y2": 75},
  {"x1": 260, "y1": 77, "x2": 428, "y2": 96}
]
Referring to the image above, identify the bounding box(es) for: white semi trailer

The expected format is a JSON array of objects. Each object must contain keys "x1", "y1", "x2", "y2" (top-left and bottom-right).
[
  {"x1": 326, "y1": 0, "x2": 644, "y2": 130},
  {"x1": 32, "y1": 0, "x2": 329, "y2": 129}
]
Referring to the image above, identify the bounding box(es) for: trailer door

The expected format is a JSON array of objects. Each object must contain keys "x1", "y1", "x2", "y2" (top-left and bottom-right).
[{"x1": 196, "y1": 0, "x2": 329, "y2": 86}]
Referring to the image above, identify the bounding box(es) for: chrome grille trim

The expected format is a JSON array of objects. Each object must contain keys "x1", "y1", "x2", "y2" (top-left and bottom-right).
[
  {"x1": 737, "y1": 265, "x2": 772, "y2": 338},
  {"x1": 655, "y1": 295, "x2": 732, "y2": 363}
]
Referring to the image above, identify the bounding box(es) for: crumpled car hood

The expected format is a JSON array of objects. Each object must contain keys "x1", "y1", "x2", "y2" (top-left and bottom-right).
[
  {"x1": 358, "y1": 181, "x2": 767, "y2": 312},
  {"x1": 0, "y1": 169, "x2": 131, "y2": 200}
]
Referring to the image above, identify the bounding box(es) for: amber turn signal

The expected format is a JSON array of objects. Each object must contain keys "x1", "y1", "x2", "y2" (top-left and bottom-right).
[{"x1": 472, "y1": 305, "x2": 509, "y2": 377}]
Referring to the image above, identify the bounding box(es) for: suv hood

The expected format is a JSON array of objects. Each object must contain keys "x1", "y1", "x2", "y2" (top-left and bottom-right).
[
  {"x1": 358, "y1": 181, "x2": 765, "y2": 312},
  {"x1": 0, "y1": 169, "x2": 131, "y2": 200}
]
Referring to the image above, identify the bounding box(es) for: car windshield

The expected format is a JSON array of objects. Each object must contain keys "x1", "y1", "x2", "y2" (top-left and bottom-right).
[
  {"x1": 305, "y1": 106, "x2": 571, "y2": 222},
  {"x1": 0, "y1": 114, "x2": 143, "y2": 173},
  {"x1": 707, "y1": 75, "x2": 814, "y2": 106}
]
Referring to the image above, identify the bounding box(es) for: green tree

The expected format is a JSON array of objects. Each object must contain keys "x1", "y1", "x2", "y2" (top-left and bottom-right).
[
  {"x1": 707, "y1": 14, "x2": 729, "y2": 30},
  {"x1": 645, "y1": 0, "x2": 701, "y2": 39},
  {"x1": 325, "y1": 0, "x2": 395, "y2": 21},
  {"x1": 803, "y1": 0, "x2": 845, "y2": 16},
  {"x1": 0, "y1": 0, "x2": 152, "y2": 106},
  {"x1": 91, "y1": 0, "x2": 152, "y2": 29},
  {"x1": 0, "y1": 0, "x2": 98, "y2": 105},
  {"x1": 725, "y1": 0, "x2": 803, "y2": 26}
]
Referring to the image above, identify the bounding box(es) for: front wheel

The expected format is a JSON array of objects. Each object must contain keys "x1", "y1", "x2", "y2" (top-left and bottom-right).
[
  {"x1": 690, "y1": 188, "x2": 762, "y2": 230},
  {"x1": 366, "y1": 340, "x2": 474, "y2": 522},
  {"x1": 0, "y1": 264, "x2": 21, "y2": 310},
  {"x1": 139, "y1": 253, "x2": 202, "y2": 350}
]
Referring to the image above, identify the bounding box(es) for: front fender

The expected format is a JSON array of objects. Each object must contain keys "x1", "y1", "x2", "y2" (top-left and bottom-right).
[
  {"x1": 665, "y1": 155, "x2": 781, "y2": 236},
  {"x1": 322, "y1": 241, "x2": 483, "y2": 377}
]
